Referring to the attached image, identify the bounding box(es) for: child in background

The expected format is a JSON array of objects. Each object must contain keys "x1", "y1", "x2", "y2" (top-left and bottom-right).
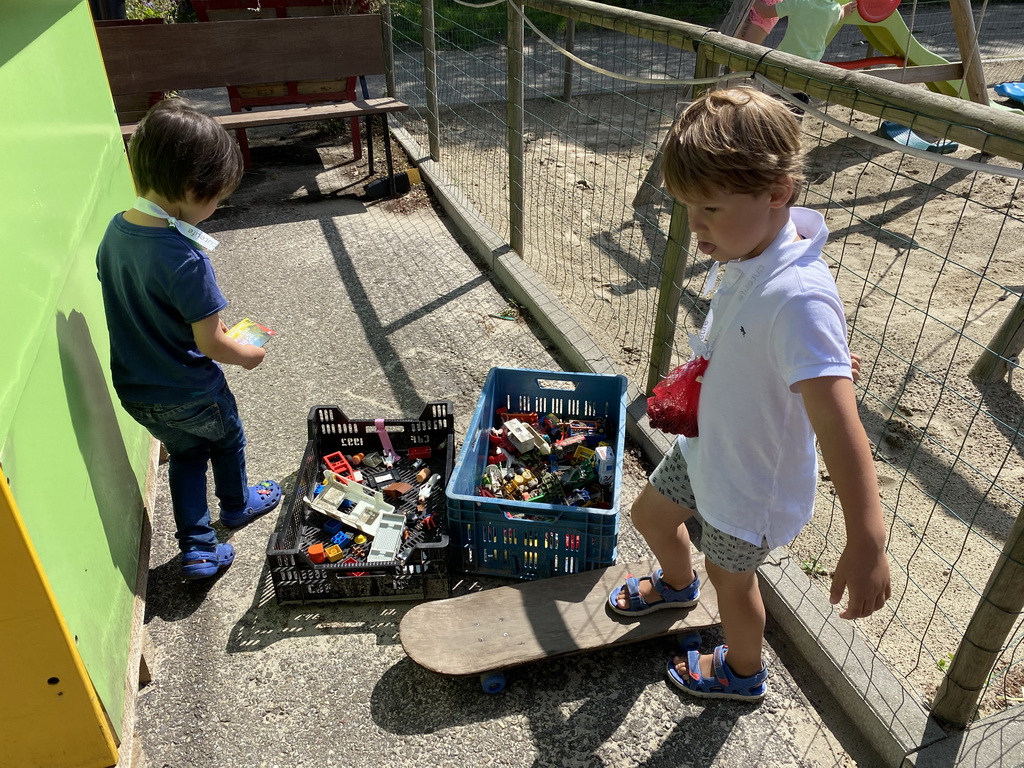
[
  {"x1": 96, "y1": 99, "x2": 282, "y2": 580},
  {"x1": 610, "y1": 88, "x2": 891, "y2": 700},
  {"x1": 742, "y1": 0, "x2": 857, "y2": 62}
]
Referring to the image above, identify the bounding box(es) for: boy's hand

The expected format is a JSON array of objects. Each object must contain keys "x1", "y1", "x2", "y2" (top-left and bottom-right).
[
  {"x1": 239, "y1": 345, "x2": 267, "y2": 370},
  {"x1": 193, "y1": 313, "x2": 268, "y2": 369},
  {"x1": 850, "y1": 352, "x2": 862, "y2": 384},
  {"x1": 830, "y1": 541, "x2": 891, "y2": 619}
]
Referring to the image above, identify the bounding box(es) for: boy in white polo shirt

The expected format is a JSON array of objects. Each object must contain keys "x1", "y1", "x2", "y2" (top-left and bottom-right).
[{"x1": 610, "y1": 87, "x2": 891, "y2": 701}]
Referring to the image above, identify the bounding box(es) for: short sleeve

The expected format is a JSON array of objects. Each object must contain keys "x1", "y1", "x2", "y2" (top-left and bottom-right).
[
  {"x1": 167, "y1": 250, "x2": 228, "y2": 324},
  {"x1": 770, "y1": 291, "x2": 851, "y2": 390}
]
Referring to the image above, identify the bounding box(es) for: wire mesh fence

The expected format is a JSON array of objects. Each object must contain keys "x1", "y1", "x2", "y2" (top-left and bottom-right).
[{"x1": 387, "y1": 0, "x2": 1024, "y2": 723}]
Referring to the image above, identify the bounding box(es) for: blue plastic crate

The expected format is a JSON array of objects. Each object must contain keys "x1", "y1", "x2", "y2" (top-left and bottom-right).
[{"x1": 446, "y1": 368, "x2": 628, "y2": 579}]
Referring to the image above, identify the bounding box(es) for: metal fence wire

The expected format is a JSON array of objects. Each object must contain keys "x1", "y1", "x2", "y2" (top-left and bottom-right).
[{"x1": 386, "y1": 0, "x2": 1024, "y2": 725}]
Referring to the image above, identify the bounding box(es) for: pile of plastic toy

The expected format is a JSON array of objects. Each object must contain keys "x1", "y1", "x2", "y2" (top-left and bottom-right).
[{"x1": 476, "y1": 408, "x2": 615, "y2": 508}]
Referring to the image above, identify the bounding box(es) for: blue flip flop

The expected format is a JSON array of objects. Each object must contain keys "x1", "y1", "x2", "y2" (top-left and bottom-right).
[
  {"x1": 667, "y1": 644, "x2": 768, "y2": 702},
  {"x1": 608, "y1": 568, "x2": 700, "y2": 616},
  {"x1": 880, "y1": 121, "x2": 958, "y2": 154},
  {"x1": 994, "y1": 82, "x2": 1024, "y2": 106},
  {"x1": 181, "y1": 542, "x2": 235, "y2": 580},
  {"x1": 220, "y1": 480, "x2": 282, "y2": 528}
]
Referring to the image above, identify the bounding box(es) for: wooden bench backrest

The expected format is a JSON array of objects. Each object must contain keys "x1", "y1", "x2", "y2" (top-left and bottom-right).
[{"x1": 96, "y1": 14, "x2": 384, "y2": 96}]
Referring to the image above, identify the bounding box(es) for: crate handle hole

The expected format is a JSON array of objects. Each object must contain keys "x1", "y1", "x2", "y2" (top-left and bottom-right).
[{"x1": 535, "y1": 378, "x2": 578, "y2": 391}]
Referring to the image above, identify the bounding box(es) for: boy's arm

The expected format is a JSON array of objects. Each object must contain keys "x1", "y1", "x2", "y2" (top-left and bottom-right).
[
  {"x1": 796, "y1": 375, "x2": 892, "y2": 619},
  {"x1": 192, "y1": 313, "x2": 266, "y2": 370}
]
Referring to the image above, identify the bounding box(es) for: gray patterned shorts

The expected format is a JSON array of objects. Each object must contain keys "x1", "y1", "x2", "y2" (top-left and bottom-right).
[{"x1": 649, "y1": 439, "x2": 771, "y2": 573}]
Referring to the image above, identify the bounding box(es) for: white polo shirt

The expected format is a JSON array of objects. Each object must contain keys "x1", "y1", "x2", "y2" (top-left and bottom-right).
[{"x1": 679, "y1": 207, "x2": 852, "y2": 548}]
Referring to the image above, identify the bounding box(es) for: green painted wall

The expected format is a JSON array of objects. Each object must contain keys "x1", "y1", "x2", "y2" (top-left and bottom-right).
[{"x1": 1, "y1": 0, "x2": 148, "y2": 736}]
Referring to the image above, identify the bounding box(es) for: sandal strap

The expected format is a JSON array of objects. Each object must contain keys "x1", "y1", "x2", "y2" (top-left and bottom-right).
[
  {"x1": 712, "y1": 644, "x2": 731, "y2": 686},
  {"x1": 652, "y1": 568, "x2": 699, "y2": 601},
  {"x1": 623, "y1": 576, "x2": 646, "y2": 611},
  {"x1": 686, "y1": 648, "x2": 704, "y2": 684},
  {"x1": 712, "y1": 644, "x2": 768, "y2": 688}
]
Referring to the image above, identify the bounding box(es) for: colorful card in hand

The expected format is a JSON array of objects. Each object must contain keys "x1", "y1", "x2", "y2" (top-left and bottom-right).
[{"x1": 227, "y1": 318, "x2": 277, "y2": 347}]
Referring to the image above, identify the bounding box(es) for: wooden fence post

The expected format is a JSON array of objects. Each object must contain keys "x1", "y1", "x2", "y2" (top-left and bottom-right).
[
  {"x1": 422, "y1": 0, "x2": 441, "y2": 161},
  {"x1": 931, "y1": 503, "x2": 1024, "y2": 727},
  {"x1": 971, "y1": 294, "x2": 1024, "y2": 383},
  {"x1": 383, "y1": 0, "x2": 396, "y2": 99},
  {"x1": 947, "y1": 0, "x2": 989, "y2": 106},
  {"x1": 561, "y1": 18, "x2": 575, "y2": 102},
  {"x1": 508, "y1": 0, "x2": 526, "y2": 256},
  {"x1": 646, "y1": 201, "x2": 692, "y2": 393}
]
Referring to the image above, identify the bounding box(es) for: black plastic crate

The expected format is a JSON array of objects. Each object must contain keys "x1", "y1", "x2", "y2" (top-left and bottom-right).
[{"x1": 266, "y1": 401, "x2": 454, "y2": 603}]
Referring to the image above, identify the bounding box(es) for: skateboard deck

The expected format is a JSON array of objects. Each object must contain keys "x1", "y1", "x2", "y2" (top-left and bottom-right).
[{"x1": 400, "y1": 558, "x2": 720, "y2": 683}]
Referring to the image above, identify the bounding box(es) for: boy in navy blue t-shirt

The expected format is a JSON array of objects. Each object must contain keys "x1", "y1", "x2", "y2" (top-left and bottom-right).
[{"x1": 97, "y1": 99, "x2": 281, "y2": 580}]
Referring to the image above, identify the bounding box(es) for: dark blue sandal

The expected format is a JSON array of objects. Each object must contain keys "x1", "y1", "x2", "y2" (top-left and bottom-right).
[
  {"x1": 220, "y1": 480, "x2": 282, "y2": 528},
  {"x1": 181, "y1": 542, "x2": 235, "y2": 580},
  {"x1": 608, "y1": 568, "x2": 700, "y2": 616},
  {"x1": 667, "y1": 644, "x2": 767, "y2": 701}
]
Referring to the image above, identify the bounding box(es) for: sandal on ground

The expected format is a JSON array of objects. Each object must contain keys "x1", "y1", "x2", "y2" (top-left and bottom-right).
[
  {"x1": 181, "y1": 542, "x2": 235, "y2": 580},
  {"x1": 666, "y1": 644, "x2": 768, "y2": 702},
  {"x1": 220, "y1": 480, "x2": 282, "y2": 528},
  {"x1": 608, "y1": 568, "x2": 700, "y2": 616}
]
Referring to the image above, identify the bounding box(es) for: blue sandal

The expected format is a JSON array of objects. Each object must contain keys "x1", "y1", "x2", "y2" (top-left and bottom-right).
[
  {"x1": 608, "y1": 568, "x2": 700, "y2": 616},
  {"x1": 181, "y1": 542, "x2": 235, "y2": 580},
  {"x1": 220, "y1": 480, "x2": 282, "y2": 528},
  {"x1": 667, "y1": 644, "x2": 767, "y2": 701}
]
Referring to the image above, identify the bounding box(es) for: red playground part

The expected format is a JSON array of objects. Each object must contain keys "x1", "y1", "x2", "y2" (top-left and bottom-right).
[{"x1": 857, "y1": 0, "x2": 901, "y2": 23}]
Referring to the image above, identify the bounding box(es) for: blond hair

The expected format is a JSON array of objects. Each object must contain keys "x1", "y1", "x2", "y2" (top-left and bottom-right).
[{"x1": 662, "y1": 87, "x2": 805, "y2": 205}]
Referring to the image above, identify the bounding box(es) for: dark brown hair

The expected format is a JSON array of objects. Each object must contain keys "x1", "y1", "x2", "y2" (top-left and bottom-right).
[
  {"x1": 663, "y1": 87, "x2": 805, "y2": 205},
  {"x1": 127, "y1": 98, "x2": 244, "y2": 203}
]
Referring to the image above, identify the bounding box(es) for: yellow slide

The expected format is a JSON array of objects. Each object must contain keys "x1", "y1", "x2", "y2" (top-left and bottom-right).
[{"x1": 844, "y1": 7, "x2": 967, "y2": 98}]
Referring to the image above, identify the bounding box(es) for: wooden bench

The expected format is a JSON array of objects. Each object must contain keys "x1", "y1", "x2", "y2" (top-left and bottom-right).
[
  {"x1": 96, "y1": 14, "x2": 408, "y2": 185},
  {"x1": 189, "y1": 0, "x2": 373, "y2": 162}
]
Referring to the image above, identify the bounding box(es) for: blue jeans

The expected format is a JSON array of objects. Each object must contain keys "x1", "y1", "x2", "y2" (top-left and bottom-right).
[{"x1": 122, "y1": 384, "x2": 249, "y2": 553}]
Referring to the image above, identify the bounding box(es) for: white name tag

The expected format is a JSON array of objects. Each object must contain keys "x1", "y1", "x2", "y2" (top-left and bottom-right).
[{"x1": 132, "y1": 197, "x2": 220, "y2": 251}]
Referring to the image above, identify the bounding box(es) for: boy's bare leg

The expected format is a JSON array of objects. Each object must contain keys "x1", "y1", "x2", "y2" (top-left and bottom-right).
[
  {"x1": 616, "y1": 482, "x2": 696, "y2": 609},
  {"x1": 672, "y1": 560, "x2": 766, "y2": 679}
]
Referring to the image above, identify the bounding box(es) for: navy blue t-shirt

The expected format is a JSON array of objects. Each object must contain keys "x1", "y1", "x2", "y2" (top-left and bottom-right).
[{"x1": 96, "y1": 213, "x2": 228, "y2": 404}]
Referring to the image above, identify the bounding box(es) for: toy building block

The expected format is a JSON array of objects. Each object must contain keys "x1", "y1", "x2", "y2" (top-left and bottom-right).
[
  {"x1": 323, "y1": 517, "x2": 345, "y2": 535},
  {"x1": 304, "y1": 470, "x2": 396, "y2": 536},
  {"x1": 383, "y1": 481, "x2": 413, "y2": 501},
  {"x1": 408, "y1": 445, "x2": 432, "y2": 459},
  {"x1": 573, "y1": 445, "x2": 596, "y2": 465},
  {"x1": 554, "y1": 434, "x2": 586, "y2": 454},
  {"x1": 418, "y1": 474, "x2": 440, "y2": 503},
  {"x1": 323, "y1": 451, "x2": 355, "y2": 480},
  {"x1": 504, "y1": 419, "x2": 552, "y2": 455},
  {"x1": 366, "y1": 512, "x2": 406, "y2": 563},
  {"x1": 362, "y1": 452, "x2": 383, "y2": 468},
  {"x1": 331, "y1": 530, "x2": 354, "y2": 548},
  {"x1": 324, "y1": 543, "x2": 345, "y2": 562},
  {"x1": 594, "y1": 445, "x2": 615, "y2": 485},
  {"x1": 496, "y1": 408, "x2": 540, "y2": 425},
  {"x1": 308, "y1": 543, "x2": 327, "y2": 564},
  {"x1": 415, "y1": 467, "x2": 432, "y2": 484}
]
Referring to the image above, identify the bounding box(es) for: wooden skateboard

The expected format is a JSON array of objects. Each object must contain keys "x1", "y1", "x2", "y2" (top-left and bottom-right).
[{"x1": 400, "y1": 557, "x2": 720, "y2": 693}]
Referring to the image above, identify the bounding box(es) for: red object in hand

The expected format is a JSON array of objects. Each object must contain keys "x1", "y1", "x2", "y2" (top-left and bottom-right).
[{"x1": 646, "y1": 356, "x2": 709, "y2": 437}]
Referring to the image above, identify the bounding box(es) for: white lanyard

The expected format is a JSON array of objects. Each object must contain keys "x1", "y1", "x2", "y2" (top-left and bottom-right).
[{"x1": 132, "y1": 197, "x2": 220, "y2": 251}]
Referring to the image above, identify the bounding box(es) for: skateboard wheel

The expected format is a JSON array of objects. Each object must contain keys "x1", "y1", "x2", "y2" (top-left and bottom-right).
[
  {"x1": 678, "y1": 631, "x2": 702, "y2": 652},
  {"x1": 480, "y1": 672, "x2": 506, "y2": 694}
]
